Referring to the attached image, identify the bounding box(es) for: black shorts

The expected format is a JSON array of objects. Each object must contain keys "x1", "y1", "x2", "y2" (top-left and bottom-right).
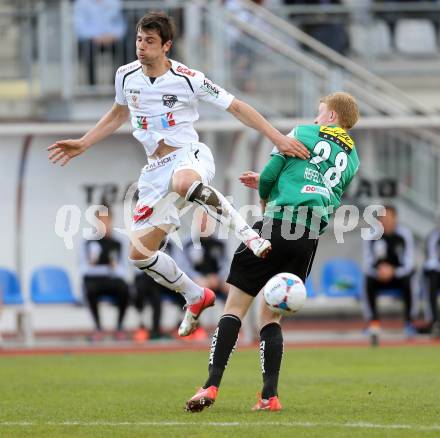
[{"x1": 227, "y1": 218, "x2": 319, "y2": 297}]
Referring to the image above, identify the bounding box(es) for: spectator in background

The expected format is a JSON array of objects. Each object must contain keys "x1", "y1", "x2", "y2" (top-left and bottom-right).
[
  {"x1": 80, "y1": 207, "x2": 130, "y2": 341},
  {"x1": 363, "y1": 205, "x2": 416, "y2": 342},
  {"x1": 74, "y1": 0, "x2": 127, "y2": 85},
  {"x1": 284, "y1": 0, "x2": 349, "y2": 55},
  {"x1": 423, "y1": 226, "x2": 440, "y2": 338},
  {"x1": 374, "y1": 0, "x2": 439, "y2": 43},
  {"x1": 224, "y1": 0, "x2": 267, "y2": 93}
]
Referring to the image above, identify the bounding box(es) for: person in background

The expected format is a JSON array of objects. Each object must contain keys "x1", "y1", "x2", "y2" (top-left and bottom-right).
[
  {"x1": 80, "y1": 207, "x2": 130, "y2": 341},
  {"x1": 363, "y1": 205, "x2": 416, "y2": 343},
  {"x1": 74, "y1": 0, "x2": 127, "y2": 85},
  {"x1": 423, "y1": 225, "x2": 440, "y2": 338},
  {"x1": 283, "y1": 0, "x2": 349, "y2": 55}
]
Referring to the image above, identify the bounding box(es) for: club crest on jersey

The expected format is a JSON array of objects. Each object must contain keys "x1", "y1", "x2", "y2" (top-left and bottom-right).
[
  {"x1": 161, "y1": 112, "x2": 176, "y2": 128},
  {"x1": 162, "y1": 94, "x2": 178, "y2": 108},
  {"x1": 131, "y1": 94, "x2": 140, "y2": 109}
]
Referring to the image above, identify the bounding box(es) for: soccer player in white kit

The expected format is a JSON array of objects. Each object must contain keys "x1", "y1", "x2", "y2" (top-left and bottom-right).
[{"x1": 48, "y1": 11, "x2": 309, "y2": 336}]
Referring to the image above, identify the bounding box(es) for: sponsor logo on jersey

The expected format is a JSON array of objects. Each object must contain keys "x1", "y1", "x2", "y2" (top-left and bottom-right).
[
  {"x1": 136, "y1": 116, "x2": 148, "y2": 129},
  {"x1": 301, "y1": 184, "x2": 330, "y2": 199},
  {"x1": 162, "y1": 94, "x2": 178, "y2": 108},
  {"x1": 176, "y1": 65, "x2": 195, "y2": 77},
  {"x1": 133, "y1": 204, "x2": 154, "y2": 223},
  {"x1": 319, "y1": 126, "x2": 354, "y2": 154},
  {"x1": 200, "y1": 79, "x2": 219, "y2": 98},
  {"x1": 127, "y1": 89, "x2": 140, "y2": 94},
  {"x1": 117, "y1": 63, "x2": 139, "y2": 74},
  {"x1": 161, "y1": 112, "x2": 176, "y2": 128},
  {"x1": 144, "y1": 154, "x2": 177, "y2": 172}
]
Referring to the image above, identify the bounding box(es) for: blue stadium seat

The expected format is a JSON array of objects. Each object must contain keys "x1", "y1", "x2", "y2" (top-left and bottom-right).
[
  {"x1": 0, "y1": 268, "x2": 24, "y2": 305},
  {"x1": 321, "y1": 259, "x2": 362, "y2": 299},
  {"x1": 377, "y1": 288, "x2": 402, "y2": 298},
  {"x1": 304, "y1": 276, "x2": 318, "y2": 298},
  {"x1": 31, "y1": 266, "x2": 77, "y2": 304}
]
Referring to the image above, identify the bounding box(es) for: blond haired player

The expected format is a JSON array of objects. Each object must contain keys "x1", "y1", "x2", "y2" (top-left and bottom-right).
[{"x1": 186, "y1": 92, "x2": 360, "y2": 412}]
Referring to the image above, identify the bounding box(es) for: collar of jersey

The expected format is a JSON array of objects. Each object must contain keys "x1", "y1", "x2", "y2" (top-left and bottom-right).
[{"x1": 140, "y1": 59, "x2": 174, "y2": 84}]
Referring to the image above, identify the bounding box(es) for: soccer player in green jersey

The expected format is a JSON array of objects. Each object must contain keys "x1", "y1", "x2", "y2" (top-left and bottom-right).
[{"x1": 186, "y1": 92, "x2": 360, "y2": 412}]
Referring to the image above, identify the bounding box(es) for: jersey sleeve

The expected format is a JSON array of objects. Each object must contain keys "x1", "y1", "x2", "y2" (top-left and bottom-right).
[
  {"x1": 258, "y1": 153, "x2": 287, "y2": 200},
  {"x1": 194, "y1": 73, "x2": 235, "y2": 110},
  {"x1": 114, "y1": 69, "x2": 127, "y2": 106}
]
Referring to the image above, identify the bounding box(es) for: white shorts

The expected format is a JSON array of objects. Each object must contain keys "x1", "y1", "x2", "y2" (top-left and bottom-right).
[{"x1": 132, "y1": 142, "x2": 215, "y2": 232}]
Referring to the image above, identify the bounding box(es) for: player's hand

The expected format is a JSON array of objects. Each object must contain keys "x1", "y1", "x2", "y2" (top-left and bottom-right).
[
  {"x1": 47, "y1": 138, "x2": 88, "y2": 166},
  {"x1": 275, "y1": 135, "x2": 310, "y2": 159},
  {"x1": 239, "y1": 171, "x2": 260, "y2": 190},
  {"x1": 377, "y1": 263, "x2": 395, "y2": 282}
]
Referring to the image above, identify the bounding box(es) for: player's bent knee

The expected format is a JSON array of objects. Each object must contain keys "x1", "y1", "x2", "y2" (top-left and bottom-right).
[
  {"x1": 129, "y1": 253, "x2": 158, "y2": 269},
  {"x1": 173, "y1": 179, "x2": 193, "y2": 197},
  {"x1": 172, "y1": 171, "x2": 201, "y2": 198},
  {"x1": 129, "y1": 245, "x2": 156, "y2": 260}
]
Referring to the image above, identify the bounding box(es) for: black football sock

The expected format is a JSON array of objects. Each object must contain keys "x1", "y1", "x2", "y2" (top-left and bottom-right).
[
  {"x1": 260, "y1": 322, "x2": 283, "y2": 399},
  {"x1": 204, "y1": 314, "x2": 241, "y2": 389}
]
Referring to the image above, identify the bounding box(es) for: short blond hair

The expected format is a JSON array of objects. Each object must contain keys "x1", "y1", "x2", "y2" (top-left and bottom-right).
[{"x1": 320, "y1": 92, "x2": 359, "y2": 130}]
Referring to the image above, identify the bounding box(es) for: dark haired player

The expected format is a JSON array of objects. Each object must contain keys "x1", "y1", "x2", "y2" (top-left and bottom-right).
[{"x1": 48, "y1": 11, "x2": 309, "y2": 336}]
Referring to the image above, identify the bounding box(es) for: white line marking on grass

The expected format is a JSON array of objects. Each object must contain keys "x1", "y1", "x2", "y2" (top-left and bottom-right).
[{"x1": 1, "y1": 421, "x2": 440, "y2": 431}]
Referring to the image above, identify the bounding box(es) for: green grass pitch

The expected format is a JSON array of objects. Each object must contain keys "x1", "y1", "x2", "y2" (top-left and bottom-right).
[{"x1": 0, "y1": 346, "x2": 439, "y2": 437}]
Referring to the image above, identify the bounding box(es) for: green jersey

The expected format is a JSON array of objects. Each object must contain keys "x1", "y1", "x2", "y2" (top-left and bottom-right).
[{"x1": 258, "y1": 124, "x2": 360, "y2": 234}]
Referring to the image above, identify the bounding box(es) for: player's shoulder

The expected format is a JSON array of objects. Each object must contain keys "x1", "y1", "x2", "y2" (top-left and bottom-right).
[
  {"x1": 169, "y1": 59, "x2": 207, "y2": 91},
  {"x1": 116, "y1": 60, "x2": 142, "y2": 78},
  {"x1": 170, "y1": 59, "x2": 203, "y2": 80},
  {"x1": 290, "y1": 124, "x2": 319, "y2": 137}
]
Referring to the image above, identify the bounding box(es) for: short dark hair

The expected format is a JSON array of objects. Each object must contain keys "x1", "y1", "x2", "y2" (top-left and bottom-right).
[{"x1": 136, "y1": 11, "x2": 176, "y2": 45}]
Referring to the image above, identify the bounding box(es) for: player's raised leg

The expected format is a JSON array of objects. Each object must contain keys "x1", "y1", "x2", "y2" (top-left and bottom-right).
[
  {"x1": 252, "y1": 298, "x2": 283, "y2": 412},
  {"x1": 173, "y1": 169, "x2": 271, "y2": 258},
  {"x1": 186, "y1": 286, "x2": 254, "y2": 412},
  {"x1": 129, "y1": 226, "x2": 215, "y2": 336}
]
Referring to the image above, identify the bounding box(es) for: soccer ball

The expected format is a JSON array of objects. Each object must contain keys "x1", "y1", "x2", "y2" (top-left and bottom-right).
[{"x1": 263, "y1": 273, "x2": 307, "y2": 315}]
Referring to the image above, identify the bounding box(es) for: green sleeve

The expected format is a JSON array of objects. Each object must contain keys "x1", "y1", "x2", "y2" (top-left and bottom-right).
[{"x1": 258, "y1": 154, "x2": 286, "y2": 200}]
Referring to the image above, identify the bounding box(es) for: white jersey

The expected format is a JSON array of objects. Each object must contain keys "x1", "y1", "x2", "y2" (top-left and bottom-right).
[{"x1": 114, "y1": 59, "x2": 235, "y2": 156}]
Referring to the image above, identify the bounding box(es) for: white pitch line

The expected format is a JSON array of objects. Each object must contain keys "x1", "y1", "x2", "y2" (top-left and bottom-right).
[{"x1": 0, "y1": 421, "x2": 440, "y2": 431}]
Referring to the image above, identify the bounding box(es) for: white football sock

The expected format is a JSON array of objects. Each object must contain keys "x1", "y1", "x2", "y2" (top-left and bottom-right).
[
  {"x1": 131, "y1": 252, "x2": 203, "y2": 304},
  {"x1": 186, "y1": 182, "x2": 260, "y2": 243}
]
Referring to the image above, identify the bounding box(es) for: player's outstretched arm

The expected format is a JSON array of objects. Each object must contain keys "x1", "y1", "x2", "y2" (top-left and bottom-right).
[
  {"x1": 227, "y1": 99, "x2": 309, "y2": 159},
  {"x1": 239, "y1": 171, "x2": 260, "y2": 190},
  {"x1": 47, "y1": 103, "x2": 129, "y2": 166}
]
